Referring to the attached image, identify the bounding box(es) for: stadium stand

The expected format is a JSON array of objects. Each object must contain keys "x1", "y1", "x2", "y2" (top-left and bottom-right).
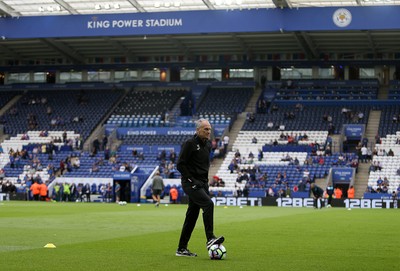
[
  {"x1": 112, "y1": 88, "x2": 187, "y2": 119},
  {"x1": 210, "y1": 140, "x2": 358, "y2": 198},
  {"x1": 271, "y1": 80, "x2": 378, "y2": 101},
  {"x1": 367, "y1": 155, "x2": 400, "y2": 195},
  {"x1": 1, "y1": 89, "x2": 123, "y2": 141},
  {"x1": 196, "y1": 86, "x2": 254, "y2": 115},
  {"x1": 246, "y1": 103, "x2": 371, "y2": 134},
  {"x1": 0, "y1": 91, "x2": 22, "y2": 109},
  {"x1": 378, "y1": 105, "x2": 400, "y2": 137}
]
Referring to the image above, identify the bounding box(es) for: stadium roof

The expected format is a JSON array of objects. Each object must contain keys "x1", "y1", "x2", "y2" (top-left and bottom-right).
[{"x1": 1, "y1": 1, "x2": 400, "y2": 66}]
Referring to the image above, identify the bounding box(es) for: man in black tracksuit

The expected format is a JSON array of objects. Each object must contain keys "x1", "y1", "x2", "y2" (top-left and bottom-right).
[
  {"x1": 311, "y1": 183, "x2": 324, "y2": 209},
  {"x1": 176, "y1": 119, "x2": 224, "y2": 257}
]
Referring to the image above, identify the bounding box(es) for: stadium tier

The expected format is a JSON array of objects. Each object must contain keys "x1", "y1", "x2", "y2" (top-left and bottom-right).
[{"x1": 1, "y1": 89, "x2": 123, "y2": 141}]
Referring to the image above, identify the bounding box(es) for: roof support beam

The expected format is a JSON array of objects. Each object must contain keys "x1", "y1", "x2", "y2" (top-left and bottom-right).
[
  {"x1": 272, "y1": 0, "x2": 292, "y2": 9},
  {"x1": 231, "y1": 34, "x2": 253, "y2": 56},
  {"x1": 202, "y1": 0, "x2": 216, "y2": 10},
  {"x1": 0, "y1": 44, "x2": 23, "y2": 60},
  {"x1": 127, "y1": 0, "x2": 146, "y2": 12},
  {"x1": 40, "y1": 38, "x2": 84, "y2": 64},
  {"x1": 0, "y1": 1, "x2": 20, "y2": 17},
  {"x1": 366, "y1": 31, "x2": 377, "y2": 55},
  {"x1": 104, "y1": 37, "x2": 137, "y2": 60},
  {"x1": 166, "y1": 35, "x2": 193, "y2": 59},
  {"x1": 293, "y1": 32, "x2": 318, "y2": 60},
  {"x1": 54, "y1": 0, "x2": 79, "y2": 15},
  {"x1": 300, "y1": 32, "x2": 319, "y2": 59}
]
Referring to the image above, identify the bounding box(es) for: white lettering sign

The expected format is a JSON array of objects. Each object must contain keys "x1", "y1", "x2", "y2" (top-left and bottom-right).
[
  {"x1": 276, "y1": 197, "x2": 316, "y2": 208},
  {"x1": 212, "y1": 197, "x2": 262, "y2": 207},
  {"x1": 344, "y1": 199, "x2": 397, "y2": 209},
  {"x1": 87, "y1": 18, "x2": 183, "y2": 29}
]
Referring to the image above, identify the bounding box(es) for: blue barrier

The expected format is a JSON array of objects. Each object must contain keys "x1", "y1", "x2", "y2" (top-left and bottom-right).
[
  {"x1": 291, "y1": 192, "x2": 310, "y2": 198},
  {"x1": 363, "y1": 193, "x2": 392, "y2": 199}
]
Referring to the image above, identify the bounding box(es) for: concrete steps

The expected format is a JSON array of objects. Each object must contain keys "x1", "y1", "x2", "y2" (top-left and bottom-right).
[
  {"x1": 353, "y1": 109, "x2": 381, "y2": 198},
  {"x1": 208, "y1": 86, "x2": 261, "y2": 179}
]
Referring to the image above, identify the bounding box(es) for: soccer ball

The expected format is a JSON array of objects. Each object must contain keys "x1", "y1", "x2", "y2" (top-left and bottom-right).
[{"x1": 208, "y1": 244, "x2": 227, "y2": 260}]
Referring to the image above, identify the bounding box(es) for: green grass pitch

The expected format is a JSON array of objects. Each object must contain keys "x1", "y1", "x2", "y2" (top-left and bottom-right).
[{"x1": 0, "y1": 201, "x2": 399, "y2": 271}]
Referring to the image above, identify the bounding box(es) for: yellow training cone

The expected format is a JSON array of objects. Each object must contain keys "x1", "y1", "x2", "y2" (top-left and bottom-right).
[{"x1": 44, "y1": 243, "x2": 56, "y2": 248}]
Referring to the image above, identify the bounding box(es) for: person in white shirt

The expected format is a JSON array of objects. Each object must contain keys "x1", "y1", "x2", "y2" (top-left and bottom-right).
[
  {"x1": 361, "y1": 145, "x2": 368, "y2": 163},
  {"x1": 223, "y1": 135, "x2": 229, "y2": 156}
]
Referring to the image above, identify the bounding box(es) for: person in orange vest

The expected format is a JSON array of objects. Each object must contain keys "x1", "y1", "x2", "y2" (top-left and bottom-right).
[
  {"x1": 39, "y1": 182, "x2": 48, "y2": 201},
  {"x1": 347, "y1": 185, "x2": 355, "y2": 199},
  {"x1": 30, "y1": 181, "x2": 40, "y2": 201},
  {"x1": 334, "y1": 187, "x2": 343, "y2": 199},
  {"x1": 169, "y1": 185, "x2": 179, "y2": 204}
]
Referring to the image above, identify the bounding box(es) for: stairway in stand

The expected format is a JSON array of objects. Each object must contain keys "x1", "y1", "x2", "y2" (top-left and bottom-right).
[
  {"x1": 354, "y1": 109, "x2": 381, "y2": 198},
  {"x1": 208, "y1": 86, "x2": 262, "y2": 179}
]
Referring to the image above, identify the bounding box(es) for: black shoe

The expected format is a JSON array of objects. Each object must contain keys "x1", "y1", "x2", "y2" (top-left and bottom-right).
[
  {"x1": 206, "y1": 235, "x2": 225, "y2": 250},
  {"x1": 175, "y1": 248, "x2": 197, "y2": 257}
]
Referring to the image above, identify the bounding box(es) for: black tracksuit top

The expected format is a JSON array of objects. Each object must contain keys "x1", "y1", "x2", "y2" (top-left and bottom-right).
[{"x1": 177, "y1": 134, "x2": 211, "y2": 183}]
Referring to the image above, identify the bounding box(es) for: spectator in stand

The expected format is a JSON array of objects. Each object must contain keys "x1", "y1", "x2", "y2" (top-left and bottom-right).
[
  {"x1": 328, "y1": 123, "x2": 335, "y2": 135},
  {"x1": 267, "y1": 186, "x2": 275, "y2": 197},
  {"x1": 350, "y1": 158, "x2": 359, "y2": 173},
  {"x1": 392, "y1": 114, "x2": 398, "y2": 123},
  {"x1": 383, "y1": 177, "x2": 390, "y2": 187},
  {"x1": 92, "y1": 138, "x2": 100, "y2": 155},
  {"x1": 102, "y1": 135, "x2": 108, "y2": 151},
  {"x1": 138, "y1": 152, "x2": 145, "y2": 161},
  {"x1": 258, "y1": 149, "x2": 263, "y2": 162},
  {"x1": 366, "y1": 147, "x2": 373, "y2": 161},
  {"x1": 228, "y1": 159, "x2": 237, "y2": 173},
  {"x1": 318, "y1": 156, "x2": 325, "y2": 165},
  {"x1": 360, "y1": 145, "x2": 368, "y2": 163},
  {"x1": 376, "y1": 176, "x2": 384, "y2": 187},
  {"x1": 236, "y1": 172, "x2": 249, "y2": 184},
  {"x1": 223, "y1": 135, "x2": 229, "y2": 157},
  {"x1": 91, "y1": 163, "x2": 99, "y2": 173},
  {"x1": 246, "y1": 112, "x2": 255, "y2": 123},
  {"x1": 248, "y1": 151, "x2": 255, "y2": 160},
  {"x1": 169, "y1": 150, "x2": 177, "y2": 163},
  {"x1": 72, "y1": 157, "x2": 80, "y2": 169}
]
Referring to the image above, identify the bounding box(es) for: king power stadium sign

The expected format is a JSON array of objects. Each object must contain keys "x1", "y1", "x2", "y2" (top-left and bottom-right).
[{"x1": 87, "y1": 18, "x2": 183, "y2": 29}]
